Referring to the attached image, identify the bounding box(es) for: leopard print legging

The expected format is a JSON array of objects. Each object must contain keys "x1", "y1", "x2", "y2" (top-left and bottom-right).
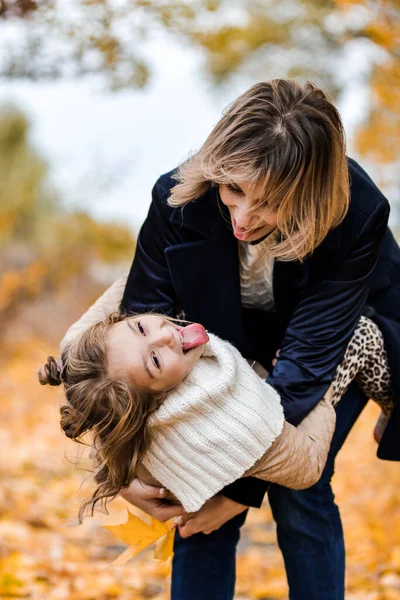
[{"x1": 331, "y1": 316, "x2": 394, "y2": 417}]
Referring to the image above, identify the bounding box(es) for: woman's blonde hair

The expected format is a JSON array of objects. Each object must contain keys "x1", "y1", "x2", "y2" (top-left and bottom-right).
[
  {"x1": 170, "y1": 79, "x2": 350, "y2": 261},
  {"x1": 38, "y1": 313, "x2": 163, "y2": 522}
]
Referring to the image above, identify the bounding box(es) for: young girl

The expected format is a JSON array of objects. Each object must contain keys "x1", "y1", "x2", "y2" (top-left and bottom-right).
[{"x1": 38, "y1": 308, "x2": 393, "y2": 520}]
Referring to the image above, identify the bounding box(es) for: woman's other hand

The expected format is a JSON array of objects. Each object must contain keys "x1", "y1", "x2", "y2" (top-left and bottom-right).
[
  {"x1": 272, "y1": 348, "x2": 280, "y2": 368},
  {"x1": 177, "y1": 495, "x2": 248, "y2": 538},
  {"x1": 325, "y1": 384, "x2": 334, "y2": 404},
  {"x1": 120, "y1": 479, "x2": 185, "y2": 522}
]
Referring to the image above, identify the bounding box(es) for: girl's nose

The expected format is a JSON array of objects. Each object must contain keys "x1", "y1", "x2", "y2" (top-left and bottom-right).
[{"x1": 153, "y1": 324, "x2": 175, "y2": 348}]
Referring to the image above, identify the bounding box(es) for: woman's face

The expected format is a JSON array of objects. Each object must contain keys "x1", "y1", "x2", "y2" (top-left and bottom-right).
[
  {"x1": 106, "y1": 315, "x2": 205, "y2": 392},
  {"x1": 218, "y1": 181, "x2": 278, "y2": 242}
]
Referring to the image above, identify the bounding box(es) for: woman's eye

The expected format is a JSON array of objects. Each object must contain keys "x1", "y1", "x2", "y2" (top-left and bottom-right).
[
  {"x1": 137, "y1": 321, "x2": 145, "y2": 335},
  {"x1": 227, "y1": 183, "x2": 243, "y2": 195},
  {"x1": 151, "y1": 353, "x2": 161, "y2": 370}
]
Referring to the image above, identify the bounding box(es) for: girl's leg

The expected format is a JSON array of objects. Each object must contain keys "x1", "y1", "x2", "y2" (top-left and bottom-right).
[{"x1": 331, "y1": 316, "x2": 394, "y2": 416}]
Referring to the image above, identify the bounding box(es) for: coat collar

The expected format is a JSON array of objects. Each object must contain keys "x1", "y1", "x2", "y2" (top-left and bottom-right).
[
  {"x1": 322, "y1": 225, "x2": 342, "y2": 250},
  {"x1": 169, "y1": 187, "x2": 232, "y2": 240},
  {"x1": 321, "y1": 157, "x2": 362, "y2": 251}
]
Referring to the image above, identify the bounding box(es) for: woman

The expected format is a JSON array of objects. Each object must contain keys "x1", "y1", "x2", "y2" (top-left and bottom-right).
[{"x1": 62, "y1": 79, "x2": 400, "y2": 600}]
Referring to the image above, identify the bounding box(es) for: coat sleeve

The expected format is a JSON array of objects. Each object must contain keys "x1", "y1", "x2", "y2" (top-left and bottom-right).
[
  {"x1": 267, "y1": 199, "x2": 390, "y2": 426},
  {"x1": 244, "y1": 396, "x2": 336, "y2": 489},
  {"x1": 121, "y1": 178, "x2": 180, "y2": 316}
]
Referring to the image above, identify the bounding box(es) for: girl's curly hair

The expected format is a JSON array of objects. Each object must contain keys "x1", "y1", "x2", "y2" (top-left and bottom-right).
[{"x1": 38, "y1": 312, "x2": 163, "y2": 522}]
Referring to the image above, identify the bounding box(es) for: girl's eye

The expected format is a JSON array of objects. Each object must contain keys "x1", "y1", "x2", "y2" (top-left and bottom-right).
[
  {"x1": 151, "y1": 353, "x2": 161, "y2": 370},
  {"x1": 137, "y1": 321, "x2": 145, "y2": 335}
]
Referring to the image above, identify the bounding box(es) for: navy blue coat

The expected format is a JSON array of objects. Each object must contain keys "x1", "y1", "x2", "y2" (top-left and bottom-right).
[{"x1": 122, "y1": 158, "x2": 400, "y2": 508}]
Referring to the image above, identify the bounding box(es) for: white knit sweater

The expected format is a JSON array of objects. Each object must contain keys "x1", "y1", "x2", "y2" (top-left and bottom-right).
[{"x1": 142, "y1": 333, "x2": 285, "y2": 512}]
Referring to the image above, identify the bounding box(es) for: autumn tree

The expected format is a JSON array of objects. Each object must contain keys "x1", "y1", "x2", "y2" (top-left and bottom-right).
[
  {"x1": 0, "y1": 105, "x2": 135, "y2": 340},
  {"x1": 0, "y1": 0, "x2": 398, "y2": 167}
]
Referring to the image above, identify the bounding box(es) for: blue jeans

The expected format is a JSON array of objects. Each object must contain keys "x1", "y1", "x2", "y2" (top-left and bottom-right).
[{"x1": 171, "y1": 382, "x2": 368, "y2": 600}]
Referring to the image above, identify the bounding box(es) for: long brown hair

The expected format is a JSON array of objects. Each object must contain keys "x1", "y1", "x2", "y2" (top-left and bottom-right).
[
  {"x1": 38, "y1": 312, "x2": 163, "y2": 522},
  {"x1": 170, "y1": 79, "x2": 350, "y2": 261}
]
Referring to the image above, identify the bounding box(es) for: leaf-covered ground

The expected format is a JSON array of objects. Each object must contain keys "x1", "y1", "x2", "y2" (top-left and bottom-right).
[{"x1": 1, "y1": 339, "x2": 400, "y2": 599}]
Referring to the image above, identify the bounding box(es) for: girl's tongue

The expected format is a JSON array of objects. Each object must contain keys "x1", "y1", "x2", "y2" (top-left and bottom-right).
[{"x1": 179, "y1": 323, "x2": 209, "y2": 351}]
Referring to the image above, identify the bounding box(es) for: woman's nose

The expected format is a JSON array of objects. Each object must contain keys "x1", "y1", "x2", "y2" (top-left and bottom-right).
[
  {"x1": 235, "y1": 213, "x2": 250, "y2": 228},
  {"x1": 235, "y1": 207, "x2": 255, "y2": 229},
  {"x1": 233, "y1": 195, "x2": 257, "y2": 226}
]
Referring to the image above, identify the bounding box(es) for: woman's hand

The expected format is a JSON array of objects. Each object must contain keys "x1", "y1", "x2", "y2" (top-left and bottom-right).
[
  {"x1": 272, "y1": 348, "x2": 280, "y2": 368},
  {"x1": 120, "y1": 479, "x2": 186, "y2": 522},
  {"x1": 176, "y1": 495, "x2": 248, "y2": 538}
]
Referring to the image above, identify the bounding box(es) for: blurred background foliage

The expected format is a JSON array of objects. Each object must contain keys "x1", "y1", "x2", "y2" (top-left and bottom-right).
[
  {"x1": 0, "y1": 0, "x2": 399, "y2": 163},
  {"x1": 0, "y1": 105, "x2": 135, "y2": 346},
  {"x1": 0, "y1": 2, "x2": 400, "y2": 599}
]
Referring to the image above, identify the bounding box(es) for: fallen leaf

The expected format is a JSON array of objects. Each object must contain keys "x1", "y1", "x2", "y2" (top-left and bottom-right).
[
  {"x1": 154, "y1": 529, "x2": 175, "y2": 562},
  {"x1": 104, "y1": 511, "x2": 174, "y2": 564}
]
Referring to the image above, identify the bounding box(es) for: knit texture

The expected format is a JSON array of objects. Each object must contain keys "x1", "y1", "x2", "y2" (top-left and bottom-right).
[{"x1": 142, "y1": 333, "x2": 285, "y2": 512}]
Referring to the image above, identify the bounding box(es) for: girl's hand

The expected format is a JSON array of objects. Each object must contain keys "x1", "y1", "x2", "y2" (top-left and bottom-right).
[
  {"x1": 176, "y1": 495, "x2": 248, "y2": 538},
  {"x1": 120, "y1": 479, "x2": 185, "y2": 522}
]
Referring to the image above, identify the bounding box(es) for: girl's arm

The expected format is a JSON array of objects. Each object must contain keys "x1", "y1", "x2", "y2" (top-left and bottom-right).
[
  {"x1": 59, "y1": 274, "x2": 127, "y2": 352},
  {"x1": 136, "y1": 390, "x2": 335, "y2": 498},
  {"x1": 245, "y1": 361, "x2": 335, "y2": 489},
  {"x1": 244, "y1": 393, "x2": 335, "y2": 489},
  {"x1": 133, "y1": 389, "x2": 335, "y2": 506}
]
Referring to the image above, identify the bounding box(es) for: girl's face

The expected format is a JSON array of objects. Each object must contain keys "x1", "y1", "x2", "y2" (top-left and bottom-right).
[
  {"x1": 106, "y1": 315, "x2": 206, "y2": 392},
  {"x1": 218, "y1": 181, "x2": 278, "y2": 242}
]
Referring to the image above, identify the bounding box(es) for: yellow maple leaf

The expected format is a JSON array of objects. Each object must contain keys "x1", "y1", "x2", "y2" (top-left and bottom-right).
[
  {"x1": 154, "y1": 529, "x2": 175, "y2": 561},
  {"x1": 104, "y1": 510, "x2": 175, "y2": 565}
]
